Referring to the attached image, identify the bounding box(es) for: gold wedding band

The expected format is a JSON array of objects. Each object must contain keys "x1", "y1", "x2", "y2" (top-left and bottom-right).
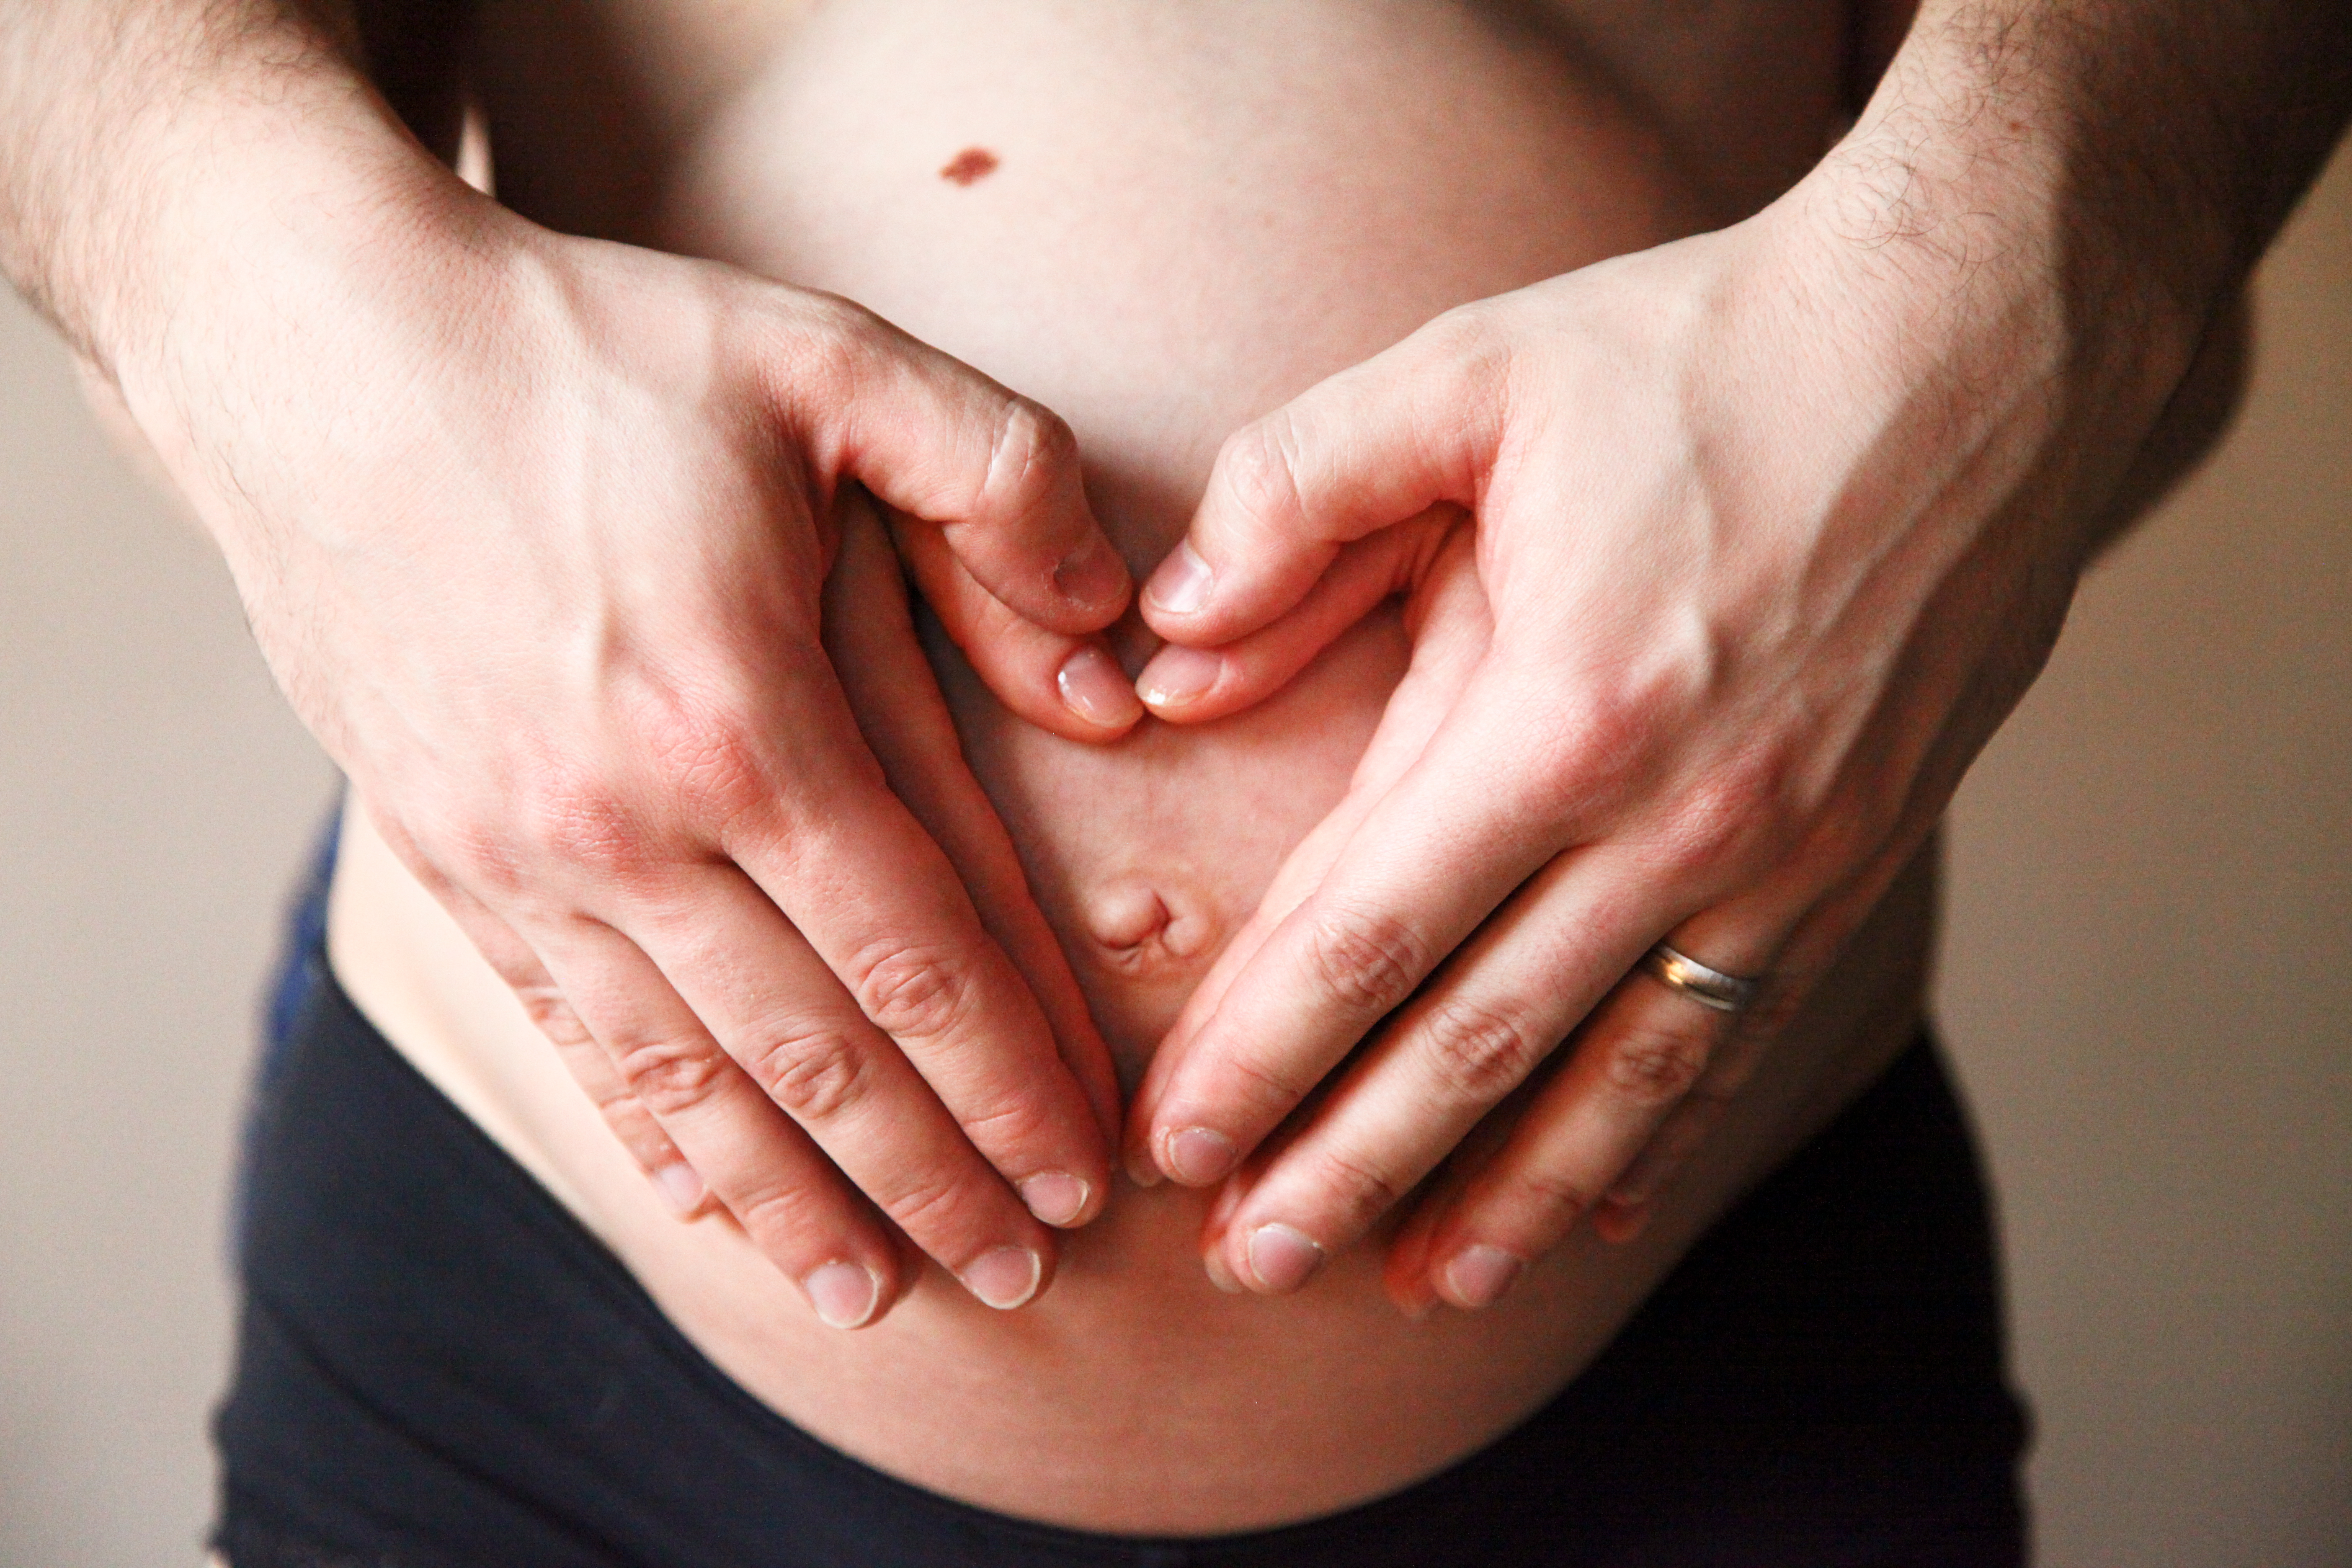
[{"x1": 1640, "y1": 942, "x2": 1763, "y2": 1014}]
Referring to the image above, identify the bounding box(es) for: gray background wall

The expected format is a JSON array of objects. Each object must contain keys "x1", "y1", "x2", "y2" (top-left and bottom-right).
[{"x1": 2, "y1": 144, "x2": 2344, "y2": 1567}]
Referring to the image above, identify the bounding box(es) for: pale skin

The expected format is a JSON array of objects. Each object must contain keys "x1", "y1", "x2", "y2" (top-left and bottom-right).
[{"x1": 4, "y1": 0, "x2": 2349, "y2": 1543}]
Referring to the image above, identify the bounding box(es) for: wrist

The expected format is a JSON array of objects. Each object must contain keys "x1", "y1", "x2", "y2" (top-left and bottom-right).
[
  {"x1": 60, "y1": 15, "x2": 490, "y2": 403},
  {"x1": 1794, "y1": 8, "x2": 2238, "y2": 446},
  {"x1": 103, "y1": 79, "x2": 521, "y2": 502},
  {"x1": 90, "y1": 99, "x2": 544, "y2": 594},
  {"x1": 1751, "y1": 61, "x2": 2225, "y2": 572}
]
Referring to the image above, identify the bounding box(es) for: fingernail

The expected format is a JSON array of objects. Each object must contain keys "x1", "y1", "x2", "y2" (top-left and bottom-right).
[
  {"x1": 1444, "y1": 1244, "x2": 1524, "y2": 1310},
  {"x1": 1019, "y1": 1171, "x2": 1091, "y2": 1227},
  {"x1": 1163, "y1": 1126, "x2": 1236, "y2": 1186},
  {"x1": 1123, "y1": 1143, "x2": 1165, "y2": 1189},
  {"x1": 1595, "y1": 1203, "x2": 1652, "y2": 1245},
  {"x1": 652, "y1": 1161, "x2": 705, "y2": 1217},
  {"x1": 802, "y1": 1260, "x2": 882, "y2": 1329},
  {"x1": 962, "y1": 1245, "x2": 1043, "y2": 1310},
  {"x1": 1245, "y1": 1222, "x2": 1325, "y2": 1294},
  {"x1": 1144, "y1": 542, "x2": 1214, "y2": 616},
  {"x1": 1203, "y1": 1247, "x2": 1244, "y2": 1294},
  {"x1": 1137, "y1": 645, "x2": 1223, "y2": 710},
  {"x1": 1054, "y1": 533, "x2": 1128, "y2": 610},
  {"x1": 1057, "y1": 645, "x2": 1145, "y2": 729}
]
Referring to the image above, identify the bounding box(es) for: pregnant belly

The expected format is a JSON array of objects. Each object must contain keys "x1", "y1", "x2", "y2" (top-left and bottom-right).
[{"x1": 329, "y1": 0, "x2": 1929, "y2": 1535}]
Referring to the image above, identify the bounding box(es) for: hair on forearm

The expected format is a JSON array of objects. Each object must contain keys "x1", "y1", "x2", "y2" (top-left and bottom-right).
[
  {"x1": 0, "y1": 0, "x2": 470, "y2": 365},
  {"x1": 1, "y1": 2, "x2": 324, "y2": 353},
  {"x1": 1835, "y1": 0, "x2": 2352, "y2": 332}
]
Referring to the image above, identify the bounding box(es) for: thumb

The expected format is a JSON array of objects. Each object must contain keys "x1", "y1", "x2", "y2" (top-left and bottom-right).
[{"x1": 1140, "y1": 309, "x2": 1508, "y2": 647}]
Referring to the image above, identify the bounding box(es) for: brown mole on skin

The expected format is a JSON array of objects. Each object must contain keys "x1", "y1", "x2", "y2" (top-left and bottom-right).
[{"x1": 939, "y1": 147, "x2": 1000, "y2": 186}]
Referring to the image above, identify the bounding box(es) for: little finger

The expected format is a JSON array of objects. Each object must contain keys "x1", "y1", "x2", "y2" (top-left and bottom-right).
[
  {"x1": 434, "y1": 877, "x2": 709, "y2": 1216},
  {"x1": 518, "y1": 910, "x2": 910, "y2": 1329}
]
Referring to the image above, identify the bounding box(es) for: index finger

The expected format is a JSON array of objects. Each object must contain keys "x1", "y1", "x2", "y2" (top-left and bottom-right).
[{"x1": 1132, "y1": 661, "x2": 1574, "y2": 1189}]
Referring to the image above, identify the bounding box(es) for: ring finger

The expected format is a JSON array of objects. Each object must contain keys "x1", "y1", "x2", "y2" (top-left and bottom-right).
[
  {"x1": 1398, "y1": 916, "x2": 1787, "y2": 1311},
  {"x1": 1198, "y1": 842, "x2": 1727, "y2": 1293}
]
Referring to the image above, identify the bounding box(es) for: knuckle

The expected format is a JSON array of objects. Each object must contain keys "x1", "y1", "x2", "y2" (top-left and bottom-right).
[
  {"x1": 1727, "y1": 980, "x2": 1807, "y2": 1052},
  {"x1": 733, "y1": 1181, "x2": 840, "y2": 1256},
  {"x1": 628, "y1": 690, "x2": 771, "y2": 827},
  {"x1": 1663, "y1": 751, "x2": 1808, "y2": 876},
  {"x1": 952, "y1": 1089, "x2": 1057, "y2": 1162},
  {"x1": 983, "y1": 396, "x2": 1079, "y2": 514},
  {"x1": 1577, "y1": 689, "x2": 1650, "y2": 773},
  {"x1": 1542, "y1": 685, "x2": 1654, "y2": 808},
  {"x1": 1213, "y1": 1046, "x2": 1321, "y2": 1125},
  {"x1": 1604, "y1": 1019, "x2": 1713, "y2": 1105},
  {"x1": 1508, "y1": 1162, "x2": 1600, "y2": 1223},
  {"x1": 1421, "y1": 306, "x2": 1513, "y2": 398},
  {"x1": 427, "y1": 809, "x2": 529, "y2": 896},
  {"x1": 792, "y1": 293, "x2": 888, "y2": 398},
  {"x1": 1308, "y1": 1145, "x2": 1408, "y2": 1235},
  {"x1": 1417, "y1": 997, "x2": 1551, "y2": 1106},
  {"x1": 583, "y1": 1070, "x2": 646, "y2": 1123},
  {"x1": 747, "y1": 1024, "x2": 874, "y2": 1124},
  {"x1": 514, "y1": 763, "x2": 645, "y2": 879},
  {"x1": 851, "y1": 942, "x2": 979, "y2": 1044},
  {"x1": 1215, "y1": 413, "x2": 1310, "y2": 531},
  {"x1": 1669, "y1": 777, "x2": 1766, "y2": 869},
  {"x1": 610, "y1": 1121, "x2": 680, "y2": 1177},
  {"x1": 1302, "y1": 904, "x2": 1428, "y2": 1018},
  {"x1": 1777, "y1": 804, "x2": 1864, "y2": 881},
  {"x1": 1802, "y1": 783, "x2": 1904, "y2": 874},
  {"x1": 513, "y1": 983, "x2": 594, "y2": 1048},
  {"x1": 614, "y1": 1034, "x2": 732, "y2": 1117},
  {"x1": 875, "y1": 1169, "x2": 988, "y2": 1246}
]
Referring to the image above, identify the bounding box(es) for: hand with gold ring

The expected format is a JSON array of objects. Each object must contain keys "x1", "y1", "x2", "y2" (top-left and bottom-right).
[{"x1": 1114, "y1": 41, "x2": 2241, "y2": 1315}]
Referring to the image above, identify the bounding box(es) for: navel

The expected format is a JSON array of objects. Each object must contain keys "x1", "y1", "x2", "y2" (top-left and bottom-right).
[{"x1": 1082, "y1": 881, "x2": 1216, "y2": 973}]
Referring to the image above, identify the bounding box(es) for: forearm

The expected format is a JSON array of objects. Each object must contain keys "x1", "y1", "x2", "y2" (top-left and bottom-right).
[
  {"x1": 1837, "y1": 2, "x2": 2351, "y2": 343},
  {"x1": 1787, "y1": 0, "x2": 2351, "y2": 558},
  {"x1": 0, "y1": 0, "x2": 456, "y2": 381}
]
